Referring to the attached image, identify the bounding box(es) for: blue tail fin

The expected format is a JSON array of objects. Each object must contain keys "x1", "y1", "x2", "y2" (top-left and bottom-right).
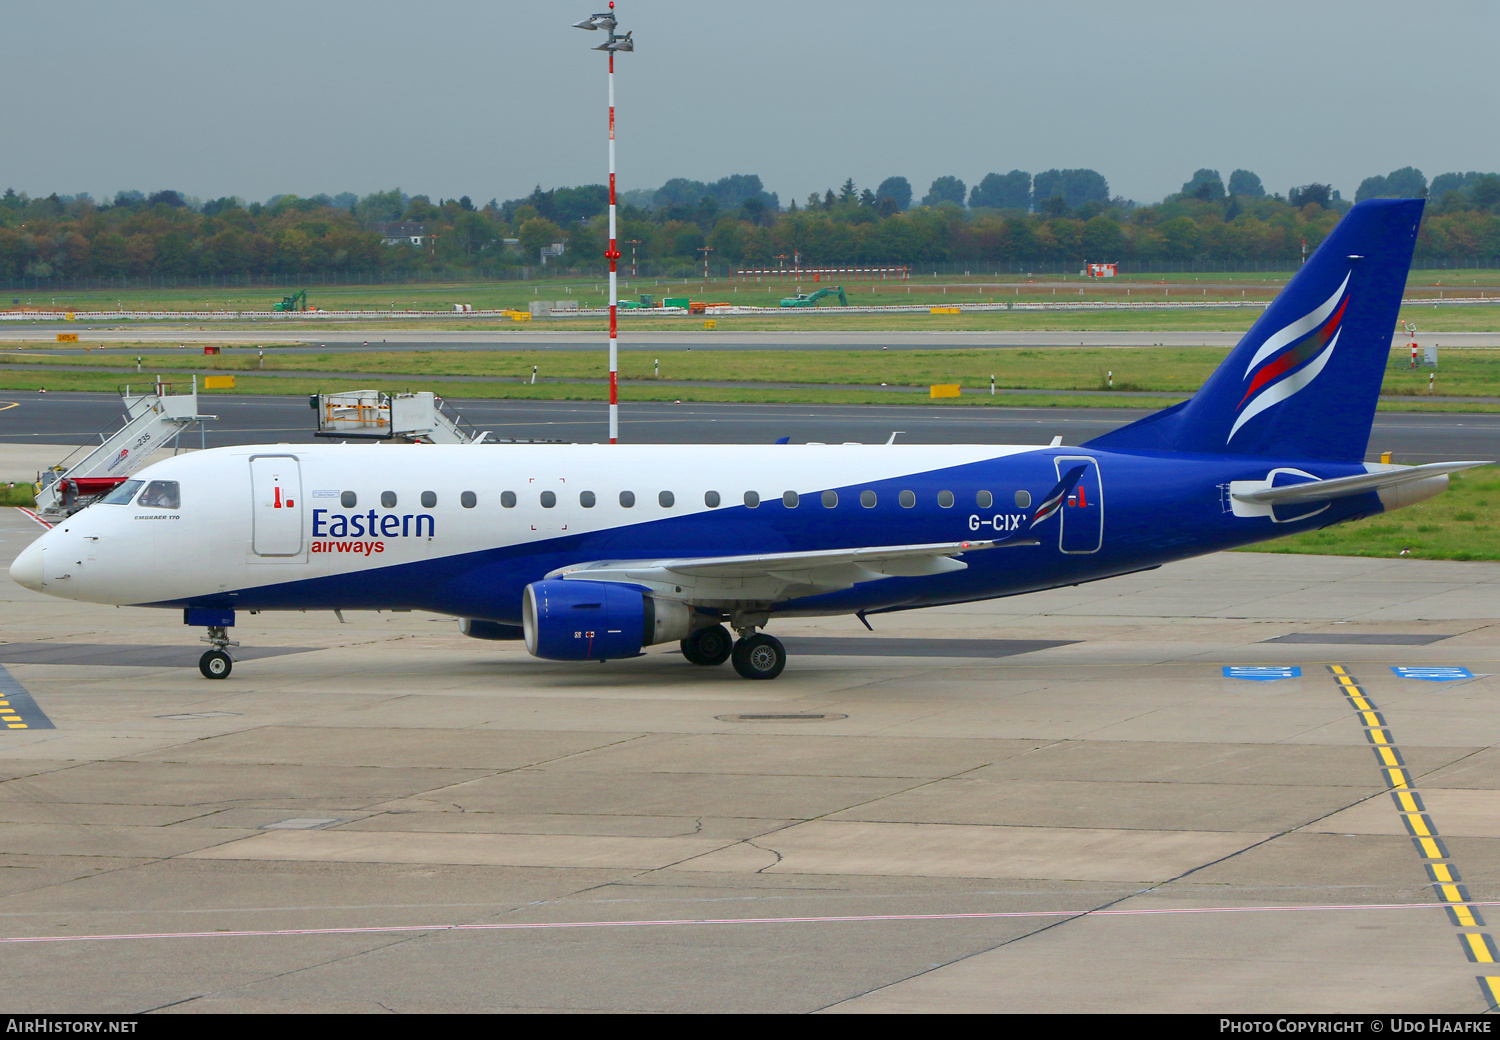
[{"x1": 1085, "y1": 198, "x2": 1422, "y2": 462}]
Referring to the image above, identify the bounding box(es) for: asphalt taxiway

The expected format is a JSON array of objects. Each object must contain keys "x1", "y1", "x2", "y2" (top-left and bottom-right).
[
  {"x1": 0, "y1": 394, "x2": 1495, "y2": 473},
  {"x1": 1, "y1": 478, "x2": 1498, "y2": 1012}
]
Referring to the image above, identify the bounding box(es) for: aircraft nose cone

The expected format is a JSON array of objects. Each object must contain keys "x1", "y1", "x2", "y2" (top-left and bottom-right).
[{"x1": 9, "y1": 541, "x2": 43, "y2": 592}]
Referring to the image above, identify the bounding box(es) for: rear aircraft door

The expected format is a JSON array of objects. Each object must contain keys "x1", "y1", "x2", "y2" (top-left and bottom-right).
[
  {"x1": 250, "y1": 455, "x2": 304, "y2": 556},
  {"x1": 1053, "y1": 456, "x2": 1103, "y2": 554}
]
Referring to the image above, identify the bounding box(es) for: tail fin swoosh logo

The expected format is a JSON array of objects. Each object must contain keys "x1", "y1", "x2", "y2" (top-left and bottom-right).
[
  {"x1": 1229, "y1": 272, "x2": 1351, "y2": 443},
  {"x1": 1028, "y1": 465, "x2": 1087, "y2": 527}
]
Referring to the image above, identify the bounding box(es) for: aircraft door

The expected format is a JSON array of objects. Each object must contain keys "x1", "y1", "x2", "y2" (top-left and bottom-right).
[
  {"x1": 1053, "y1": 456, "x2": 1103, "y2": 554},
  {"x1": 250, "y1": 455, "x2": 304, "y2": 556}
]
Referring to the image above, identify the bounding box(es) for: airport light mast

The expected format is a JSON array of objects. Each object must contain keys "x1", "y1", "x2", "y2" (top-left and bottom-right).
[{"x1": 574, "y1": 5, "x2": 633, "y2": 444}]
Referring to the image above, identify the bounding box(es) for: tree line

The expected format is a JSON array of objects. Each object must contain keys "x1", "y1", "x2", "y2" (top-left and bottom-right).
[{"x1": 3, "y1": 165, "x2": 1499, "y2": 282}]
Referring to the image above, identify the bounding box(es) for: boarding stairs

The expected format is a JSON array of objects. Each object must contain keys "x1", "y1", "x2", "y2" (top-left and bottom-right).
[
  {"x1": 34, "y1": 378, "x2": 217, "y2": 518},
  {"x1": 312, "y1": 390, "x2": 486, "y2": 444}
]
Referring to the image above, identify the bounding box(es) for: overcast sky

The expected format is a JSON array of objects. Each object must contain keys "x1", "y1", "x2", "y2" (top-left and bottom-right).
[{"x1": 7, "y1": 0, "x2": 1496, "y2": 207}]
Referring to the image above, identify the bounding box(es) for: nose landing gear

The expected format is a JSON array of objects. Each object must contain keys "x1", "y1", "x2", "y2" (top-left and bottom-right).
[
  {"x1": 199, "y1": 649, "x2": 233, "y2": 679},
  {"x1": 198, "y1": 624, "x2": 239, "y2": 680}
]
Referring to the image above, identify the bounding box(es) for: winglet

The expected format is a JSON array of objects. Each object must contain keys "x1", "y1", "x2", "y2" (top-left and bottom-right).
[{"x1": 993, "y1": 463, "x2": 1087, "y2": 546}]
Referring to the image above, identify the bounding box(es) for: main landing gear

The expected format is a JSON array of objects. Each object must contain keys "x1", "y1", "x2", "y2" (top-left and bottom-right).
[
  {"x1": 198, "y1": 624, "x2": 239, "y2": 680},
  {"x1": 680, "y1": 624, "x2": 786, "y2": 680},
  {"x1": 680, "y1": 624, "x2": 733, "y2": 666},
  {"x1": 731, "y1": 633, "x2": 786, "y2": 680}
]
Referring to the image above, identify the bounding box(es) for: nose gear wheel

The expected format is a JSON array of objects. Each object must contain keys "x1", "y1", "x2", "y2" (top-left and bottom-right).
[{"x1": 199, "y1": 650, "x2": 233, "y2": 679}]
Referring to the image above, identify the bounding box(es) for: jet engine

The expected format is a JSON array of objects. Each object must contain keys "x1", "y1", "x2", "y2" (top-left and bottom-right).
[{"x1": 522, "y1": 580, "x2": 697, "y2": 661}]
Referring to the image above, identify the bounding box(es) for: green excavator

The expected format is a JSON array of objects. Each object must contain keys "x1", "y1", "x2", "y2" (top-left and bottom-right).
[
  {"x1": 779, "y1": 285, "x2": 847, "y2": 308},
  {"x1": 273, "y1": 290, "x2": 308, "y2": 312}
]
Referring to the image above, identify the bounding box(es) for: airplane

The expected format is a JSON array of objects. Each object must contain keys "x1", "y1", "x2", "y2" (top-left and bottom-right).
[{"x1": 8, "y1": 198, "x2": 1488, "y2": 681}]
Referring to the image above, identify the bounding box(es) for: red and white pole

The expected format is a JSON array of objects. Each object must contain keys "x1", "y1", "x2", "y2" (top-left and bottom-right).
[{"x1": 605, "y1": 17, "x2": 620, "y2": 444}]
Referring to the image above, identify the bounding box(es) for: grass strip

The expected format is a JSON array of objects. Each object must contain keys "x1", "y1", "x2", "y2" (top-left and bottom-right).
[
  {"x1": 1, "y1": 484, "x2": 37, "y2": 507},
  {"x1": 4, "y1": 344, "x2": 1497, "y2": 399}
]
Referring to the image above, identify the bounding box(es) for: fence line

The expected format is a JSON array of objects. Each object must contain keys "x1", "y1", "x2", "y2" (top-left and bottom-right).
[
  {"x1": 10, "y1": 295, "x2": 1499, "y2": 323},
  {"x1": 4, "y1": 257, "x2": 1500, "y2": 293}
]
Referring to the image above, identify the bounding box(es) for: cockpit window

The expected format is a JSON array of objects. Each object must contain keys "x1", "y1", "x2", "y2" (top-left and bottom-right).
[
  {"x1": 139, "y1": 480, "x2": 180, "y2": 509},
  {"x1": 99, "y1": 480, "x2": 144, "y2": 505}
]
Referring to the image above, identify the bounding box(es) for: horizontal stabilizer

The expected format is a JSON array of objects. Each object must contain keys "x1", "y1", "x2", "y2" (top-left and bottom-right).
[{"x1": 1231, "y1": 461, "x2": 1491, "y2": 505}]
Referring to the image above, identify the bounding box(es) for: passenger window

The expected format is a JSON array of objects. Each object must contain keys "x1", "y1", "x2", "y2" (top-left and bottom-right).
[
  {"x1": 340, "y1": 491, "x2": 357, "y2": 508},
  {"x1": 540, "y1": 491, "x2": 556, "y2": 508},
  {"x1": 100, "y1": 479, "x2": 144, "y2": 505},
  {"x1": 821, "y1": 490, "x2": 838, "y2": 508},
  {"x1": 743, "y1": 491, "x2": 760, "y2": 508},
  {"x1": 937, "y1": 490, "x2": 955, "y2": 508},
  {"x1": 421, "y1": 491, "x2": 437, "y2": 508},
  {"x1": 619, "y1": 490, "x2": 635, "y2": 508},
  {"x1": 899, "y1": 490, "x2": 915, "y2": 508},
  {"x1": 380, "y1": 491, "x2": 397, "y2": 508},
  {"x1": 1015, "y1": 490, "x2": 1032, "y2": 508},
  {"x1": 580, "y1": 491, "x2": 596, "y2": 508},
  {"x1": 139, "y1": 480, "x2": 180, "y2": 509},
  {"x1": 461, "y1": 491, "x2": 477, "y2": 508},
  {"x1": 976, "y1": 490, "x2": 993, "y2": 509},
  {"x1": 860, "y1": 490, "x2": 876, "y2": 508},
  {"x1": 659, "y1": 490, "x2": 675, "y2": 508},
  {"x1": 704, "y1": 490, "x2": 720, "y2": 508},
  {"x1": 782, "y1": 491, "x2": 799, "y2": 508},
  {"x1": 501, "y1": 491, "x2": 517, "y2": 508}
]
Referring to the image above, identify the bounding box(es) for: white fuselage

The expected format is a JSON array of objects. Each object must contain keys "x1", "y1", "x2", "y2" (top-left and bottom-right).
[{"x1": 12, "y1": 442, "x2": 1038, "y2": 610}]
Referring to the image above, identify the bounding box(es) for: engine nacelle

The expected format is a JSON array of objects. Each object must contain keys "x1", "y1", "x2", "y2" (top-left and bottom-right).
[
  {"x1": 523, "y1": 580, "x2": 646, "y2": 661},
  {"x1": 522, "y1": 580, "x2": 700, "y2": 661},
  {"x1": 458, "y1": 619, "x2": 524, "y2": 640}
]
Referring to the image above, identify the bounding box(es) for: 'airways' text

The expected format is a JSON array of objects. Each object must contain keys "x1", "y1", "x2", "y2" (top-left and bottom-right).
[{"x1": 311, "y1": 541, "x2": 384, "y2": 555}]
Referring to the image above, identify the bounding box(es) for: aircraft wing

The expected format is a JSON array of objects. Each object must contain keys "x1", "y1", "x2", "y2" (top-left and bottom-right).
[
  {"x1": 550, "y1": 539, "x2": 1009, "y2": 601},
  {"x1": 1232, "y1": 461, "x2": 1491, "y2": 505}
]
